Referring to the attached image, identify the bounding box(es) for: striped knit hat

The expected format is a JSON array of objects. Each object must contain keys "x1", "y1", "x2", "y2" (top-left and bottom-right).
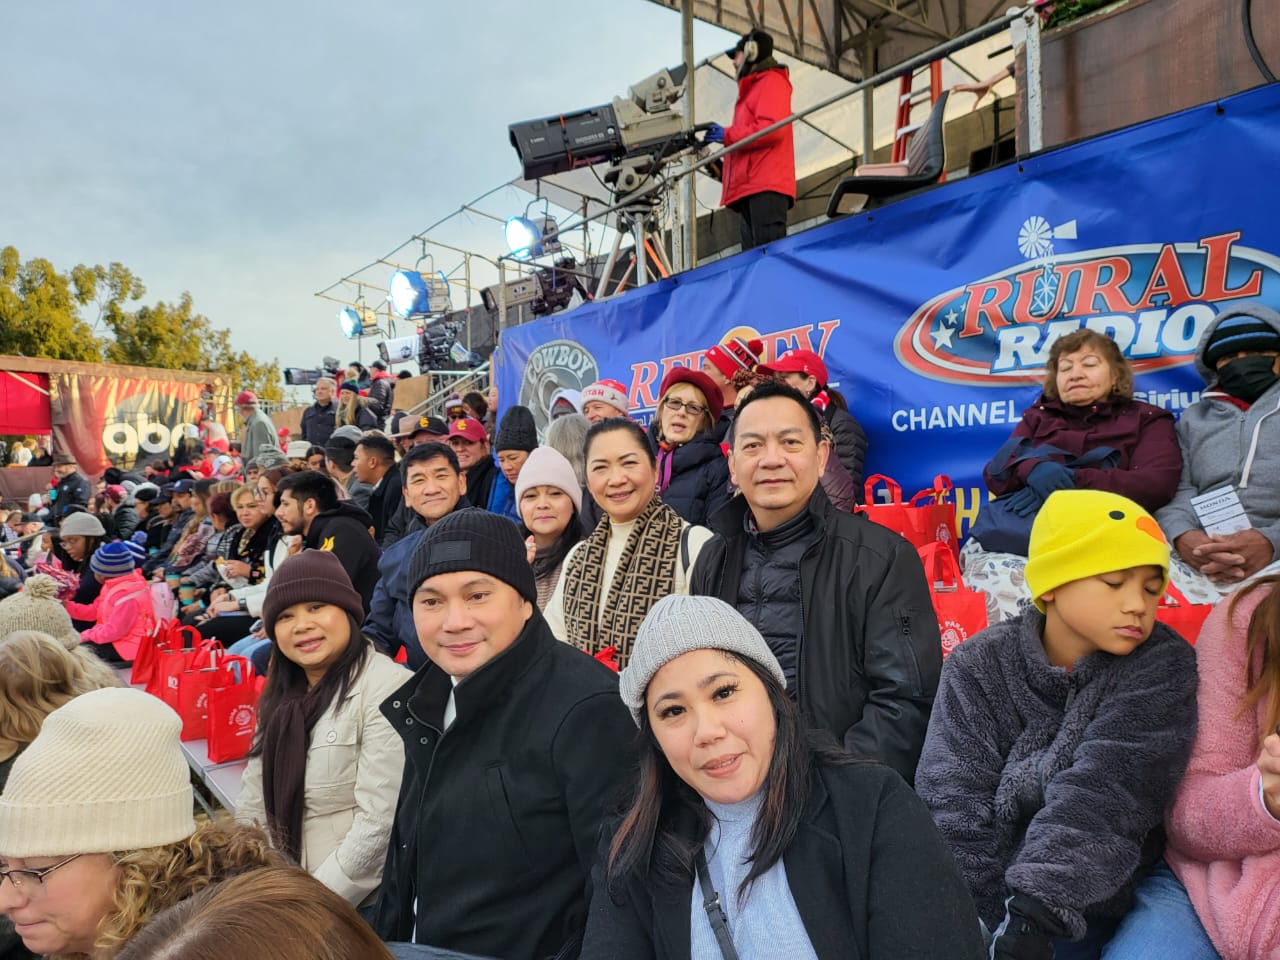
[
  {"x1": 1203, "y1": 311, "x2": 1280, "y2": 370},
  {"x1": 89, "y1": 540, "x2": 139, "y2": 578}
]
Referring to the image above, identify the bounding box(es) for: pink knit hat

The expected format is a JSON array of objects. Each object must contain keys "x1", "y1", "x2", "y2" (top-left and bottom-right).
[{"x1": 514, "y1": 447, "x2": 582, "y2": 514}]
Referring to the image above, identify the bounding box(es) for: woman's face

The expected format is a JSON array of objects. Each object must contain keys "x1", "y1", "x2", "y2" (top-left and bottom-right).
[
  {"x1": 0, "y1": 852, "x2": 118, "y2": 956},
  {"x1": 586, "y1": 430, "x2": 657, "y2": 524},
  {"x1": 497, "y1": 450, "x2": 529, "y2": 486},
  {"x1": 519, "y1": 485, "x2": 574, "y2": 542},
  {"x1": 658, "y1": 383, "x2": 709, "y2": 446},
  {"x1": 273, "y1": 601, "x2": 352, "y2": 686},
  {"x1": 234, "y1": 495, "x2": 261, "y2": 529},
  {"x1": 646, "y1": 649, "x2": 776, "y2": 805},
  {"x1": 1054, "y1": 347, "x2": 1118, "y2": 406},
  {"x1": 60, "y1": 535, "x2": 88, "y2": 562},
  {"x1": 255, "y1": 477, "x2": 275, "y2": 507}
]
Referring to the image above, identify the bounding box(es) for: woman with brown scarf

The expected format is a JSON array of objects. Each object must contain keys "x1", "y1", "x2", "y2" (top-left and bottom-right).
[
  {"x1": 544, "y1": 418, "x2": 713, "y2": 668},
  {"x1": 235, "y1": 551, "x2": 407, "y2": 908}
]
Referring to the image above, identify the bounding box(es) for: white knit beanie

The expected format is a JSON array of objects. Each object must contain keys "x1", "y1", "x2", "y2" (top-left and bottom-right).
[
  {"x1": 0, "y1": 688, "x2": 195, "y2": 856},
  {"x1": 514, "y1": 446, "x2": 583, "y2": 513},
  {"x1": 619, "y1": 595, "x2": 786, "y2": 725},
  {"x1": 0, "y1": 575, "x2": 80, "y2": 648}
]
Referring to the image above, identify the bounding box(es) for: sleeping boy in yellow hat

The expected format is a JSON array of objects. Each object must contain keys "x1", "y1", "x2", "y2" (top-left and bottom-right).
[{"x1": 915, "y1": 489, "x2": 1198, "y2": 959}]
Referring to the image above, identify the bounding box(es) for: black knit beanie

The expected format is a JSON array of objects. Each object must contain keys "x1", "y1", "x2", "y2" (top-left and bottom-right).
[
  {"x1": 1203, "y1": 314, "x2": 1280, "y2": 370},
  {"x1": 407, "y1": 508, "x2": 537, "y2": 603},
  {"x1": 494, "y1": 405, "x2": 538, "y2": 453},
  {"x1": 261, "y1": 550, "x2": 365, "y2": 640}
]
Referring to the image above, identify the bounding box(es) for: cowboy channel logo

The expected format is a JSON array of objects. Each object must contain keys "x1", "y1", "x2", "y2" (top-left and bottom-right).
[{"x1": 895, "y1": 225, "x2": 1280, "y2": 385}]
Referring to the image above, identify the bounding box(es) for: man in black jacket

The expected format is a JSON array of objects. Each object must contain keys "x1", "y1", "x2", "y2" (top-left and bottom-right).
[
  {"x1": 374, "y1": 509, "x2": 636, "y2": 959},
  {"x1": 689, "y1": 380, "x2": 941, "y2": 784},
  {"x1": 299, "y1": 376, "x2": 337, "y2": 446},
  {"x1": 49, "y1": 454, "x2": 90, "y2": 524},
  {"x1": 273, "y1": 470, "x2": 381, "y2": 611}
]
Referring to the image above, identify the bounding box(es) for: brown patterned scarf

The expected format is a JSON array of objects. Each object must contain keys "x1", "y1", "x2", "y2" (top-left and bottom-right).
[{"x1": 562, "y1": 495, "x2": 684, "y2": 667}]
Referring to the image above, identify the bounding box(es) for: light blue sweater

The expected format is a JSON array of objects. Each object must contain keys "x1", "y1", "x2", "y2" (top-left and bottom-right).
[{"x1": 689, "y1": 792, "x2": 819, "y2": 960}]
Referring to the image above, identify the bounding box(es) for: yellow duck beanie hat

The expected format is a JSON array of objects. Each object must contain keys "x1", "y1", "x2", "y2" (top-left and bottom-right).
[{"x1": 1024, "y1": 489, "x2": 1170, "y2": 612}]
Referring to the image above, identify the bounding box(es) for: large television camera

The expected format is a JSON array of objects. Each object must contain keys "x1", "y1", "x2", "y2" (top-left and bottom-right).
[{"x1": 508, "y1": 65, "x2": 695, "y2": 181}]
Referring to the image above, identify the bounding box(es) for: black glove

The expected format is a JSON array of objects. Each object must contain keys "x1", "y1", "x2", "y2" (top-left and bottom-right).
[
  {"x1": 1024, "y1": 461, "x2": 1074, "y2": 501},
  {"x1": 1004, "y1": 487, "x2": 1042, "y2": 518},
  {"x1": 990, "y1": 894, "x2": 1069, "y2": 960}
]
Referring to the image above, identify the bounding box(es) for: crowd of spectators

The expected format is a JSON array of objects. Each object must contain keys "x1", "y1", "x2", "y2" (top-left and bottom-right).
[{"x1": 1, "y1": 301, "x2": 1279, "y2": 959}]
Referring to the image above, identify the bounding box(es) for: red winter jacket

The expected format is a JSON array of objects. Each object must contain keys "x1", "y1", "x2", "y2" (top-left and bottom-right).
[
  {"x1": 983, "y1": 396, "x2": 1182, "y2": 513},
  {"x1": 721, "y1": 65, "x2": 796, "y2": 208}
]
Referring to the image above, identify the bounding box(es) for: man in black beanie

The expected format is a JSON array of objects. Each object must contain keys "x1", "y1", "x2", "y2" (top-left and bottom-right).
[{"x1": 374, "y1": 509, "x2": 636, "y2": 960}]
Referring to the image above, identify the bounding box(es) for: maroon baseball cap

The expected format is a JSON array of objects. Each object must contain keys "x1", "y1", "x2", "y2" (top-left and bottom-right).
[
  {"x1": 448, "y1": 417, "x2": 488, "y2": 444},
  {"x1": 757, "y1": 349, "x2": 828, "y2": 385},
  {"x1": 657, "y1": 367, "x2": 724, "y2": 424}
]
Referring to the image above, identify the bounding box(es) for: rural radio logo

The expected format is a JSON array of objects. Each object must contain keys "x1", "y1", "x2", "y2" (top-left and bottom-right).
[{"x1": 894, "y1": 223, "x2": 1280, "y2": 385}]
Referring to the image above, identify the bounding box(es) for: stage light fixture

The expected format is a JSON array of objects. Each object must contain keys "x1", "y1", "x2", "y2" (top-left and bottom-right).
[
  {"x1": 337, "y1": 305, "x2": 379, "y2": 339},
  {"x1": 389, "y1": 270, "x2": 451, "y2": 318},
  {"x1": 504, "y1": 215, "x2": 562, "y2": 259}
]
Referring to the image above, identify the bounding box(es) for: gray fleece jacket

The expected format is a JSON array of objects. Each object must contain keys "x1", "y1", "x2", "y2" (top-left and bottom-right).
[
  {"x1": 1155, "y1": 303, "x2": 1280, "y2": 554},
  {"x1": 915, "y1": 609, "x2": 1197, "y2": 939}
]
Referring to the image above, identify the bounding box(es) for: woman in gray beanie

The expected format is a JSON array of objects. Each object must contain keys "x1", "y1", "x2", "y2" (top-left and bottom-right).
[{"x1": 581, "y1": 594, "x2": 985, "y2": 960}]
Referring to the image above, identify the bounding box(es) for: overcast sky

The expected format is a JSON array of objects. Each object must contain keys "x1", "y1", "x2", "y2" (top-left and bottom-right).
[{"x1": 3, "y1": 1, "x2": 735, "y2": 373}]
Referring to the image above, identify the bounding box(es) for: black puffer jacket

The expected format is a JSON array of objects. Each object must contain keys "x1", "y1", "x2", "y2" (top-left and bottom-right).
[
  {"x1": 691, "y1": 486, "x2": 941, "y2": 785},
  {"x1": 110, "y1": 503, "x2": 140, "y2": 541},
  {"x1": 824, "y1": 405, "x2": 868, "y2": 493},
  {"x1": 649, "y1": 428, "x2": 731, "y2": 526}
]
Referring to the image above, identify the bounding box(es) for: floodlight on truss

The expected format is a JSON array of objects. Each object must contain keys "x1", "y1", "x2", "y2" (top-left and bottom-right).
[
  {"x1": 337, "y1": 304, "x2": 380, "y2": 339},
  {"x1": 388, "y1": 269, "x2": 452, "y2": 319},
  {"x1": 504, "y1": 213, "x2": 561, "y2": 259}
]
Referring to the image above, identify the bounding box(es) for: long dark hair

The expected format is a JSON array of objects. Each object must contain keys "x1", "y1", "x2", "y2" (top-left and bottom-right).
[
  {"x1": 249, "y1": 613, "x2": 370, "y2": 759},
  {"x1": 606, "y1": 655, "x2": 854, "y2": 903}
]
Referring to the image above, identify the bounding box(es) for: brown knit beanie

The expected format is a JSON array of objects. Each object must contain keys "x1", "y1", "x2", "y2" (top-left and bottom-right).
[{"x1": 261, "y1": 551, "x2": 365, "y2": 640}]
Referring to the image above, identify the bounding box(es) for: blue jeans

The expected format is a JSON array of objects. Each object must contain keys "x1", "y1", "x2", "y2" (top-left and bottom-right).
[
  {"x1": 1051, "y1": 917, "x2": 1118, "y2": 960},
  {"x1": 1101, "y1": 861, "x2": 1221, "y2": 960}
]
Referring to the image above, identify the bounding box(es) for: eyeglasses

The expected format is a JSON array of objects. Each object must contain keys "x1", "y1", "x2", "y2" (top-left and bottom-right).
[
  {"x1": 253, "y1": 488, "x2": 270, "y2": 501},
  {"x1": 0, "y1": 854, "x2": 81, "y2": 896},
  {"x1": 663, "y1": 397, "x2": 707, "y2": 418}
]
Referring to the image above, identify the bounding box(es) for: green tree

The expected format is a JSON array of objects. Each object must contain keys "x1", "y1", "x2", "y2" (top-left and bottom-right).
[
  {"x1": 0, "y1": 245, "x2": 104, "y2": 361},
  {"x1": 0, "y1": 246, "x2": 281, "y2": 399},
  {"x1": 104, "y1": 292, "x2": 282, "y2": 400}
]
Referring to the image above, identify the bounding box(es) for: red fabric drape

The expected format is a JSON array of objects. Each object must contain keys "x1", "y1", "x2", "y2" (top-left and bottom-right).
[{"x1": 0, "y1": 371, "x2": 52, "y2": 433}]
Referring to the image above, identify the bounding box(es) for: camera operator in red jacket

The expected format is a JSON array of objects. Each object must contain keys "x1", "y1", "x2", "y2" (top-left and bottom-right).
[{"x1": 704, "y1": 29, "x2": 796, "y2": 250}]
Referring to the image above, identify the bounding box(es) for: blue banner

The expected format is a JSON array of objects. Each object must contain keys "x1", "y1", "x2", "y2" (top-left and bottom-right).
[{"x1": 496, "y1": 84, "x2": 1280, "y2": 532}]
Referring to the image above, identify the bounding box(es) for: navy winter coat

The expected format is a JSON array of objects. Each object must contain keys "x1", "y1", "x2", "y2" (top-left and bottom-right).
[{"x1": 649, "y1": 429, "x2": 731, "y2": 527}]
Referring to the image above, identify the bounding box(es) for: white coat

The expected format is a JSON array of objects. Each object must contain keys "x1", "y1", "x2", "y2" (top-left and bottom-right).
[{"x1": 238, "y1": 650, "x2": 408, "y2": 905}]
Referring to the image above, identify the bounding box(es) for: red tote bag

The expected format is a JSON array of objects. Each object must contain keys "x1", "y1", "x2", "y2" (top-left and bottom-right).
[
  {"x1": 176, "y1": 644, "x2": 227, "y2": 741},
  {"x1": 918, "y1": 542, "x2": 989, "y2": 658},
  {"x1": 1156, "y1": 584, "x2": 1213, "y2": 645},
  {"x1": 858, "y1": 475, "x2": 959, "y2": 556},
  {"x1": 134, "y1": 622, "x2": 200, "y2": 688},
  {"x1": 206, "y1": 657, "x2": 261, "y2": 764}
]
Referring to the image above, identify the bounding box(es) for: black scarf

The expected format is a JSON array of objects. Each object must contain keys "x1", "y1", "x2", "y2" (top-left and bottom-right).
[{"x1": 260, "y1": 684, "x2": 331, "y2": 863}]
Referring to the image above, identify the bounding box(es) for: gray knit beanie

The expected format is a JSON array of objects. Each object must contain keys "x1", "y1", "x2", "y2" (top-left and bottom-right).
[
  {"x1": 619, "y1": 595, "x2": 786, "y2": 725},
  {"x1": 0, "y1": 575, "x2": 80, "y2": 648}
]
